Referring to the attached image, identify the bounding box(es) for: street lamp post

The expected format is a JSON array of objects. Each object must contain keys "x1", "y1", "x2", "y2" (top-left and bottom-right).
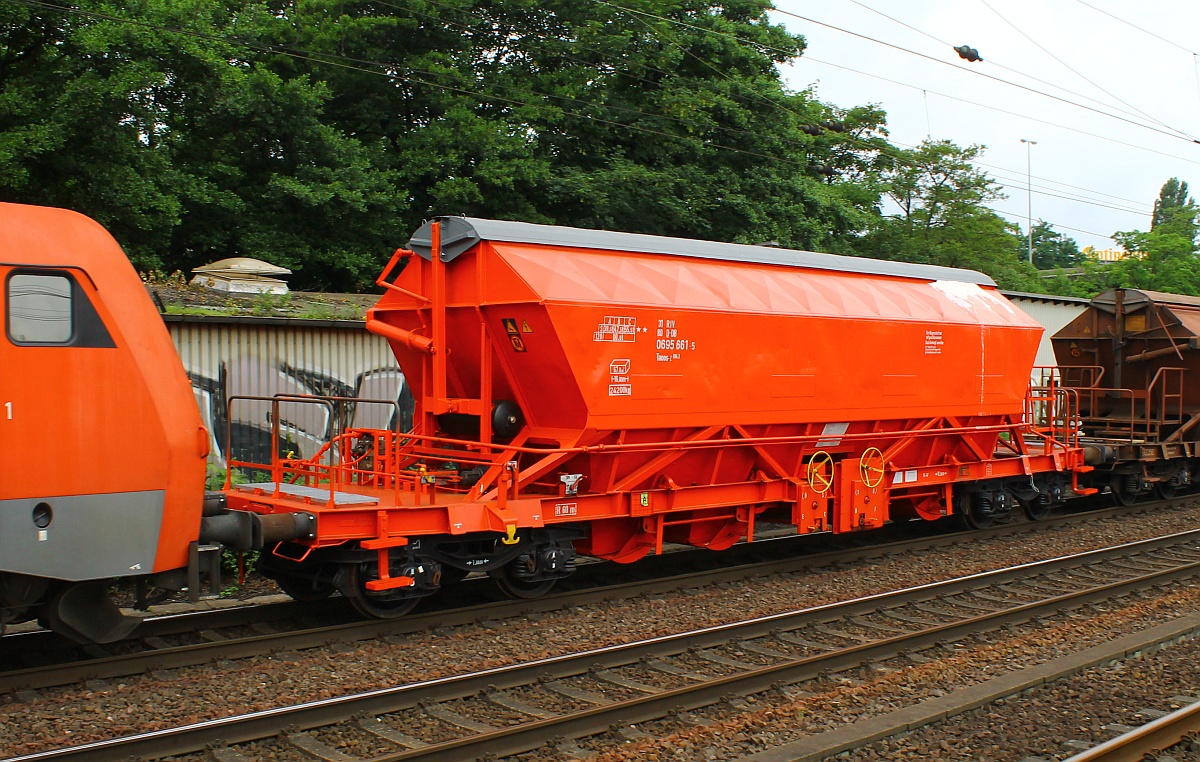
[{"x1": 1020, "y1": 138, "x2": 1037, "y2": 265}]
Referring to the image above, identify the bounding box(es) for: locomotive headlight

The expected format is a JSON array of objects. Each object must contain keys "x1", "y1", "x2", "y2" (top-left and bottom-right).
[{"x1": 32, "y1": 502, "x2": 53, "y2": 529}]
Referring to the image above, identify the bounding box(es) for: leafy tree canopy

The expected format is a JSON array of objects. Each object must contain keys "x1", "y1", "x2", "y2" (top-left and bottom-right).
[
  {"x1": 1153, "y1": 177, "x2": 1194, "y2": 229},
  {"x1": 0, "y1": 1, "x2": 1105, "y2": 295},
  {"x1": 1029, "y1": 221, "x2": 1082, "y2": 270},
  {"x1": 2, "y1": 0, "x2": 896, "y2": 289},
  {"x1": 858, "y1": 139, "x2": 1041, "y2": 291},
  {"x1": 1040, "y1": 178, "x2": 1200, "y2": 298}
]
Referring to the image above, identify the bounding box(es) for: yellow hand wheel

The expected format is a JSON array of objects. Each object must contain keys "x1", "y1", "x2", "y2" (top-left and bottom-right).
[
  {"x1": 860, "y1": 446, "x2": 886, "y2": 489},
  {"x1": 806, "y1": 450, "x2": 834, "y2": 495}
]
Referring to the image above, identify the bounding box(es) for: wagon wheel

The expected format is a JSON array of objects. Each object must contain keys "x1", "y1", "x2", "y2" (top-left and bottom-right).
[
  {"x1": 1018, "y1": 494, "x2": 1053, "y2": 522},
  {"x1": 1156, "y1": 481, "x2": 1181, "y2": 499},
  {"x1": 490, "y1": 563, "x2": 556, "y2": 599},
  {"x1": 806, "y1": 451, "x2": 835, "y2": 495},
  {"x1": 1109, "y1": 476, "x2": 1141, "y2": 507},
  {"x1": 859, "y1": 447, "x2": 886, "y2": 489},
  {"x1": 956, "y1": 497, "x2": 995, "y2": 530},
  {"x1": 274, "y1": 574, "x2": 336, "y2": 603},
  {"x1": 340, "y1": 561, "x2": 421, "y2": 619}
]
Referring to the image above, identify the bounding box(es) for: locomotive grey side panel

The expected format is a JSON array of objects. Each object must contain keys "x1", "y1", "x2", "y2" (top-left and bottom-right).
[{"x1": 0, "y1": 491, "x2": 165, "y2": 580}]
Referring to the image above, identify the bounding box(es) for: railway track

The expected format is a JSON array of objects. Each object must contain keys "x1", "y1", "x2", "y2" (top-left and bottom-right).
[
  {"x1": 1061, "y1": 699, "x2": 1200, "y2": 762},
  {"x1": 13, "y1": 523, "x2": 1200, "y2": 762},
  {"x1": 0, "y1": 501, "x2": 1159, "y2": 694}
]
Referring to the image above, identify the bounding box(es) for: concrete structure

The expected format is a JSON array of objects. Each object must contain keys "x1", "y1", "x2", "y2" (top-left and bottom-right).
[
  {"x1": 1083, "y1": 246, "x2": 1143, "y2": 263},
  {"x1": 1003, "y1": 290, "x2": 1090, "y2": 367},
  {"x1": 190, "y1": 257, "x2": 292, "y2": 294}
]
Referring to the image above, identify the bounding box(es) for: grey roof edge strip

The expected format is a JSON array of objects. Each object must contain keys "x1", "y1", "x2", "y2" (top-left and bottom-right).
[
  {"x1": 1001, "y1": 289, "x2": 1090, "y2": 306},
  {"x1": 160, "y1": 313, "x2": 366, "y2": 329},
  {"x1": 406, "y1": 216, "x2": 996, "y2": 287}
]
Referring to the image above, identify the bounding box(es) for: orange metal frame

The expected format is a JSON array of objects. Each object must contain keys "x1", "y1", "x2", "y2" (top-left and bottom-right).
[{"x1": 223, "y1": 222, "x2": 1091, "y2": 578}]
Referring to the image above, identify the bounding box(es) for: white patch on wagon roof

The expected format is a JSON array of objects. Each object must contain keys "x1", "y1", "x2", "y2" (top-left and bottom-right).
[{"x1": 929, "y1": 279, "x2": 991, "y2": 313}]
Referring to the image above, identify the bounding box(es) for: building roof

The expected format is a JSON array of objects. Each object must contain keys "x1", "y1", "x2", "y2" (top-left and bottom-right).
[
  {"x1": 192, "y1": 257, "x2": 292, "y2": 276},
  {"x1": 1001, "y1": 290, "x2": 1090, "y2": 306},
  {"x1": 1092, "y1": 288, "x2": 1200, "y2": 310}
]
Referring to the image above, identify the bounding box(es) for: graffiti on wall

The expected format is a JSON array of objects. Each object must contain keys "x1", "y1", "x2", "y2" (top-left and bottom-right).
[{"x1": 187, "y1": 358, "x2": 414, "y2": 467}]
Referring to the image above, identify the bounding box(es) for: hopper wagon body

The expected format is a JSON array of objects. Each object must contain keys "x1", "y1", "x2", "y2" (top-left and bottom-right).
[
  {"x1": 228, "y1": 218, "x2": 1086, "y2": 615},
  {"x1": 1052, "y1": 288, "x2": 1200, "y2": 501}
]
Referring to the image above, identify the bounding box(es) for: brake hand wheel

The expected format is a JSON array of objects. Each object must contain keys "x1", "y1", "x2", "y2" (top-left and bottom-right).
[
  {"x1": 859, "y1": 446, "x2": 886, "y2": 489},
  {"x1": 806, "y1": 450, "x2": 835, "y2": 495}
]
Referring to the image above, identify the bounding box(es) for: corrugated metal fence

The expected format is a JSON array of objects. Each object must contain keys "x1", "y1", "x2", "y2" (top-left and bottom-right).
[
  {"x1": 164, "y1": 315, "x2": 411, "y2": 467},
  {"x1": 1003, "y1": 291, "x2": 1090, "y2": 367}
]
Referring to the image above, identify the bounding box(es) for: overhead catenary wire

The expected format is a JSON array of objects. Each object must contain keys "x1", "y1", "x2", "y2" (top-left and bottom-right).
[
  {"x1": 389, "y1": 0, "x2": 1170, "y2": 222},
  {"x1": 584, "y1": 0, "x2": 1200, "y2": 185},
  {"x1": 579, "y1": 0, "x2": 1185, "y2": 234},
  {"x1": 991, "y1": 181, "x2": 1148, "y2": 216},
  {"x1": 591, "y1": 0, "x2": 1147, "y2": 225},
  {"x1": 1068, "y1": 0, "x2": 1197, "y2": 56},
  {"x1": 599, "y1": 0, "x2": 1182, "y2": 144},
  {"x1": 977, "y1": 0, "x2": 1197, "y2": 142},
  {"x1": 578, "y1": 0, "x2": 1160, "y2": 224},
  {"x1": 769, "y1": 3, "x2": 1200, "y2": 145},
  {"x1": 989, "y1": 207, "x2": 1119, "y2": 240},
  {"x1": 13, "y1": 0, "x2": 1128, "y2": 245},
  {"x1": 843, "y1": 0, "x2": 1173, "y2": 130},
  {"x1": 799, "y1": 53, "x2": 1200, "y2": 171},
  {"x1": 977, "y1": 165, "x2": 1152, "y2": 211},
  {"x1": 1066, "y1": 0, "x2": 1200, "y2": 126}
]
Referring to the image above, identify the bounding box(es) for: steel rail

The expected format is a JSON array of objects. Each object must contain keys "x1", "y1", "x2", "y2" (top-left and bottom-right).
[
  {"x1": 1062, "y1": 699, "x2": 1200, "y2": 761},
  {"x1": 9, "y1": 526, "x2": 1200, "y2": 762},
  {"x1": 0, "y1": 501, "x2": 1158, "y2": 692}
]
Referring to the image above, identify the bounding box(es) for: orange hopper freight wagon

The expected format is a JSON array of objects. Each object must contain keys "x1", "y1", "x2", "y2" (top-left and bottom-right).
[{"x1": 226, "y1": 218, "x2": 1086, "y2": 617}]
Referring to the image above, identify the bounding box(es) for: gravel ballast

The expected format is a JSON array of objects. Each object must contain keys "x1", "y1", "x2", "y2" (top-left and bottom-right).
[{"x1": 4, "y1": 502, "x2": 1200, "y2": 757}]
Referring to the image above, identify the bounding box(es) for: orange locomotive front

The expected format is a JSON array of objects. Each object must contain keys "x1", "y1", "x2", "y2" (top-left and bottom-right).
[
  {"x1": 0, "y1": 202, "x2": 315, "y2": 643},
  {"x1": 227, "y1": 217, "x2": 1089, "y2": 617},
  {"x1": 0, "y1": 203, "x2": 209, "y2": 642}
]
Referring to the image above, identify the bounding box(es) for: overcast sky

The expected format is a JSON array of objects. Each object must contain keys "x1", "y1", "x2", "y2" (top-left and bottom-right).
[{"x1": 769, "y1": 0, "x2": 1200, "y2": 253}]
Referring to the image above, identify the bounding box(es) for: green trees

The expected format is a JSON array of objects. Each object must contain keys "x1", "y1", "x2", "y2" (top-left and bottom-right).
[
  {"x1": 1107, "y1": 178, "x2": 1199, "y2": 266},
  {"x1": 860, "y1": 140, "x2": 1040, "y2": 290},
  {"x1": 1029, "y1": 222, "x2": 1082, "y2": 270},
  {"x1": 1153, "y1": 177, "x2": 1195, "y2": 231},
  {"x1": 0, "y1": 1, "x2": 406, "y2": 286},
  {"x1": 2, "y1": 0, "x2": 899, "y2": 288},
  {"x1": 1100, "y1": 178, "x2": 1200, "y2": 294},
  {"x1": 1041, "y1": 178, "x2": 1200, "y2": 298},
  {"x1": 0, "y1": 1, "x2": 1112, "y2": 294},
  {"x1": 277, "y1": 0, "x2": 890, "y2": 254},
  {"x1": 0, "y1": 1, "x2": 187, "y2": 267}
]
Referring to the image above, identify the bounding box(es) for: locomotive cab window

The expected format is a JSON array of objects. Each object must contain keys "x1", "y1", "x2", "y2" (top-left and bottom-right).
[
  {"x1": 6, "y1": 271, "x2": 115, "y2": 347},
  {"x1": 8, "y1": 273, "x2": 72, "y2": 343}
]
